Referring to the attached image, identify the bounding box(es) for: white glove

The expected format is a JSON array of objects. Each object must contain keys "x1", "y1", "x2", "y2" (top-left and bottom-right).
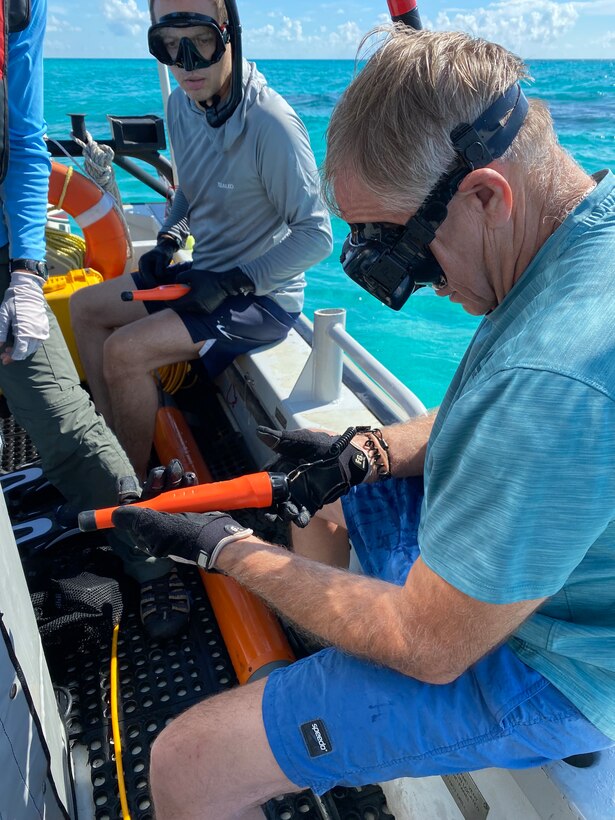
[{"x1": 0, "y1": 272, "x2": 50, "y2": 361}]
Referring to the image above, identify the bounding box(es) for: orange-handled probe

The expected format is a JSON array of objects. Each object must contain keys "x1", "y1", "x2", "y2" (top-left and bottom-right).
[
  {"x1": 78, "y1": 471, "x2": 289, "y2": 532},
  {"x1": 121, "y1": 284, "x2": 190, "y2": 302}
]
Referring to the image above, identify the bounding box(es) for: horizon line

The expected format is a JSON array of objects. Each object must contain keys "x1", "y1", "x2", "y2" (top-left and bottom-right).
[{"x1": 44, "y1": 55, "x2": 613, "y2": 61}]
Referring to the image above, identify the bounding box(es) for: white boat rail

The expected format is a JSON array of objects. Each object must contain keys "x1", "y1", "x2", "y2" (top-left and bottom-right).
[
  {"x1": 293, "y1": 308, "x2": 427, "y2": 418},
  {"x1": 156, "y1": 63, "x2": 178, "y2": 186}
]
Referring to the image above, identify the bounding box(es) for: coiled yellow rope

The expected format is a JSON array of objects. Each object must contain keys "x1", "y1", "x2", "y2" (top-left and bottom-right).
[{"x1": 45, "y1": 225, "x2": 86, "y2": 276}]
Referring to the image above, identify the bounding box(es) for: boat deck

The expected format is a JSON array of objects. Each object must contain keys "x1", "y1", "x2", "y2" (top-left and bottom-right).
[{"x1": 1, "y1": 382, "x2": 394, "y2": 820}]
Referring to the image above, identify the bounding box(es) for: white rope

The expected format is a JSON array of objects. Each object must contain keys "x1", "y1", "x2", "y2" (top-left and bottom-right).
[{"x1": 72, "y1": 130, "x2": 133, "y2": 261}]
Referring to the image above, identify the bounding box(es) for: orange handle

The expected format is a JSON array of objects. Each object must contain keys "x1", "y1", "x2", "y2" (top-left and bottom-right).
[
  {"x1": 121, "y1": 284, "x2": 190, "y2": 302},
  {"x1": 78, "y1": 471, "x2": 275, "y2": 531}
]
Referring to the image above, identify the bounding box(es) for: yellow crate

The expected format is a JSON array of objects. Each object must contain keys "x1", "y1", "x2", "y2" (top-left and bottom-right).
[{"x1": 43, "y1": 268, "x2": 103, "y2": 380}]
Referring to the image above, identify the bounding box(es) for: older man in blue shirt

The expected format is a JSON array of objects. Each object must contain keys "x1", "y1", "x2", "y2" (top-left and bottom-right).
[{"x1": 111, "y1": 27, "x2": 615, "y2": 819}]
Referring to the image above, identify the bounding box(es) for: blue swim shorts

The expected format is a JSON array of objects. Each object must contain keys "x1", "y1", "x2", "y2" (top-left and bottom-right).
[
  {"x1": 132, "y1": 268, "x2": 298, "y2": 378},
  {"x1": 262, "y1": 477, "x2": 613, "y2": 795}
]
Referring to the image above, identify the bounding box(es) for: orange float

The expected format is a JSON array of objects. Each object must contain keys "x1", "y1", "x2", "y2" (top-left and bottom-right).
[
  {"x1": 48, "y1": 160, "x2": 130, "y2": 280},
  {"x1": 154, "y1": 403, "x2": 296, "y2": 684}
]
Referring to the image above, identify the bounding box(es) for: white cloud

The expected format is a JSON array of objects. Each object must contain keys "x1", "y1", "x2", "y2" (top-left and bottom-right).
[
  {"x1": 435, "y1": 0, "x2": 579, "y2": 51},
  {"x1": 247, "y1": 13, "x2": 364, "y2": 56},
  {"x1": 47, "y1": 13, "x2": 81, "y2": 33},
  {"x1": 574, "y1": 0, "x2": 615, "y2": 14},
  {"x1": 102, "y1": 0, "x2": 149, "y2": 38},
  {"x1": 254, "y1": 22, "x2": 276, "y2": 37},
  {"x1": 329, "y1": 20, "x2": 363, "y2": 45},
  {"x1": 245, "y1": 0, "x2": 591, "y2": 59},
  {"x1": 597, "y1": 29, "x2": 615, "y2": 47},
  {"x1": 278, "y1": 16, "x2": 304, "y2": 41}
]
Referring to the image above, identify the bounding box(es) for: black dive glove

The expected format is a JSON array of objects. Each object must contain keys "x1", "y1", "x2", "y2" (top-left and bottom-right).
[
  {"x1": 116, "y1": 459, "x2": 197, "y2": 506},
  {"x1": 173, "y1": 266, "x2": 254, "y2": 314},
  {"x1": 112, "y1": 508, "x2": 253, "y2": 570},
  {"x1": 256, "y1": 426, "x2": 370, "y2": 528},
  {"x1": 138, "y1": 236, "x2": 179, "y2": 287}
]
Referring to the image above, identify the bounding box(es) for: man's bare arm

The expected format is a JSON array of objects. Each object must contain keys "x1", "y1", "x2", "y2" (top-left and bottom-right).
[
  {"x1": 377, "y1": 410, "x2": 438, "y2": 477},
  {"x1": 348, "y1": 410, "x2": 438, "y2": 484},
  {"x1": 217, "y1": 535, "x2": 544, "y2": 684}
]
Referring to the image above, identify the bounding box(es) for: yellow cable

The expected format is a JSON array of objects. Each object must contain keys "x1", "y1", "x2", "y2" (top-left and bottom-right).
[
  {"x1": 111, "y1": 623, "x2": 132, "y2": 820},
  {"x1": 156, "y1": 361, "x2": 191, "y2": 395}
]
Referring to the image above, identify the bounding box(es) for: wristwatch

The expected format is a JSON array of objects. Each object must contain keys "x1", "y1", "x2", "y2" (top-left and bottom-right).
[{"x1": 10, "y1": 258, "x2": 49, "y2": 281}]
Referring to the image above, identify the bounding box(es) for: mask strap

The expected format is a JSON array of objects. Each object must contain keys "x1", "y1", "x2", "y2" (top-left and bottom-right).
[
  {"x1": 403, "y1": 83, "x2": 529, "y2": 240},
  {"x1": 451, "y1": 83, "x2": 529, "y2": 170}
]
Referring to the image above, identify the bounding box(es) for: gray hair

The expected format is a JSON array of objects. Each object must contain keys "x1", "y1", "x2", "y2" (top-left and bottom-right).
[{"x1": 322, "y1": 26, "x2": 560, "y2": 215}]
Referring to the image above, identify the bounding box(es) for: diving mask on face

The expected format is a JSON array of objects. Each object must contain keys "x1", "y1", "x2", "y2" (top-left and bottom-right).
[
  {"x1": 340, "y1": 83, "x2": 529, "y2": 310},
  {"x1": 148, "y1": 12, "x2": 230, "y2": 71}
]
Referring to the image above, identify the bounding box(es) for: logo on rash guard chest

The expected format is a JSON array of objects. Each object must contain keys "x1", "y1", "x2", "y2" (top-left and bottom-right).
[
  {"x1": 217, "y1": 181, "x2": 234, "y2": 189},
  {"x1": 300, "y1": 719, "x2": 333, "y2": 757}
]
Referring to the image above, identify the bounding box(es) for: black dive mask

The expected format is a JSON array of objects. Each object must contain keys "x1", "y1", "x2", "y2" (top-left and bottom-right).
[
  {"x1": 148, "y1": 13, "x2": 230, "y2": 71},
  {"x1": 148, "y1": 0, "x2": 243, "y2": 128},
  {"x1": 340, "y1": 83, "x2": 529, "y2": 310}
]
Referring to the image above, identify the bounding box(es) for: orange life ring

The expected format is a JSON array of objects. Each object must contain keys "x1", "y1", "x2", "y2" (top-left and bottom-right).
[{"x1": 48, "y1": 161, "x2": 130, "y2": 280}]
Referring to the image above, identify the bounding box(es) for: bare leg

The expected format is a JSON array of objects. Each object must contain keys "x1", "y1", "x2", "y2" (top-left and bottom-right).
[
  {"x1": 70, "y1": 273, "x2": 147, "y2": 424},
  {"x1": 102, "y1": 309, "x2": 202, "y2": 479},
  {"x1": 291, "y1": 501, "x2": 351, "y2": 568},
  {"x1": 149, "y1": 678, "x2": 300, "y2": 820}
]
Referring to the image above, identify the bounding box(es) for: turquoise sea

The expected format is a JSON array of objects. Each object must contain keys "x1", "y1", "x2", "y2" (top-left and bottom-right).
[{"x1": 43, "y1": 58, "x2": 615, "y2": 407}]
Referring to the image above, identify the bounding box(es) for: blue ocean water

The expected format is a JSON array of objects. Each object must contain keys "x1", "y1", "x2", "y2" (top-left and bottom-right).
[{"x1": 43, "y1": 58, "x2": 615, "y2": 407}]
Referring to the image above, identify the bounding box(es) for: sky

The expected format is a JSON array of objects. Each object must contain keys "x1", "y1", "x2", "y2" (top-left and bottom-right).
[{"x1": 45, "y1": 0, "x2": 615, "y2": 60}]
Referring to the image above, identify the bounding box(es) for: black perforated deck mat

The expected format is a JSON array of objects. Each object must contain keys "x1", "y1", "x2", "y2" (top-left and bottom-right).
[
  {"x1": 40, "y1": 553, "x2": 394, "y2": 820},
  {"x1": 45, "y1": 562, "x2": 237, "y2": 820},
  {"x1": 7, "y1": 384, "x2": 395, "y2": 820},
  {"x1": 0, "y1": 413, "x2": 40, "y2": 472}
]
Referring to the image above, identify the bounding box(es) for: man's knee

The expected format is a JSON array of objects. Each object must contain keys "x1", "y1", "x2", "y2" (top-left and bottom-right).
[
  {"x1": 70, "y1": 276, "x2": 136, "y2": 330},
  {"x1": 149, "y1": 699, "x2": 227, "y2": 797},
  {"x1": 149, "y1": 724, "x2": 178, "y2": 785},
  {"x1": 103, "y1": 327, "x2": 150, "y2": 382}
]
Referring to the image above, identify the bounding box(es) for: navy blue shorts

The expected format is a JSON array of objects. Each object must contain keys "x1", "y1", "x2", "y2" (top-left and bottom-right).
[
  {"x1": 132, "y1": 269, "x2": 298, "y2": 378},
  {"x1": 262, "y1": 477, "x2": 613, "y2": 795}
]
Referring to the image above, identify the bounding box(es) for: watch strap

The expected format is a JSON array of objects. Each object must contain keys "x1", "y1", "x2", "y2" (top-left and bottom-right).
[{"x1": 10, "y1": 258, "x2": 49, "y2": 281}]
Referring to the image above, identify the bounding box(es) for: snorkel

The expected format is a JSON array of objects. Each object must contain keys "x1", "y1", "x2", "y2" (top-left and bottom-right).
[
  {"x1": 206, "y1": 0, "x2": 242, "y2": 127},
  {"x1": 387, "y1": 0, "x2": 422, "y2": 30}
]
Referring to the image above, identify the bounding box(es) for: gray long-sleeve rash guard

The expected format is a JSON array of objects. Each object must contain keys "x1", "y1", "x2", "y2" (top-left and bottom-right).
[{"x1": 160, "y1": 60, "x2": 333, "y2": 315}]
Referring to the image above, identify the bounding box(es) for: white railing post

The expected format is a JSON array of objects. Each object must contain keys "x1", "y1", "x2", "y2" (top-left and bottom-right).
[
  {"x1": 290, "y1": 308, "x2": 345, "y2": 404},
  {"x1": 311, "y1": 308, "x2": 345, "y2": 402},
  {"x1": 289, "y1": 308, "x2": 427, "y2": 417}
]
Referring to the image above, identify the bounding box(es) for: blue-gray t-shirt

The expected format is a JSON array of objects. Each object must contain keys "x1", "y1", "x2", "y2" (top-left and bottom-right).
[{"x1": 419, "y1": 170, "x2": 615, "y2": 740}]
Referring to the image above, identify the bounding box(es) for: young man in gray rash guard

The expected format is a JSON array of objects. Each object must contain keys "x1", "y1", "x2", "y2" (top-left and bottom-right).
[
  {"x1": 71, "y1": 0, "x2": 332, "y2": 484},
  {"x1": 70, "y1": 0, "x2": 331, "y2": 641}
]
